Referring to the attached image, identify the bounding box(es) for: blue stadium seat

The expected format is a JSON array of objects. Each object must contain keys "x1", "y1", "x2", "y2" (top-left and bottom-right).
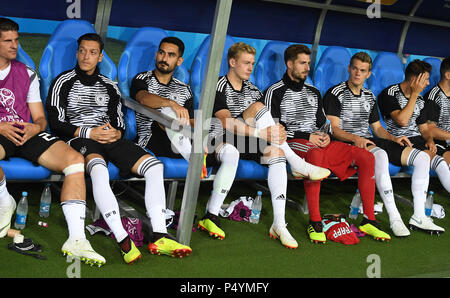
[
  {"x1": 368, "y1": 52, "x2": 404, "y2": 97},
  {"x1": 254, "y1": 41, "x2": 313, "y2": 93},
  {"x1": 117, "y1": 27, "x2": 190, "y2": 141},
  {"x1": 190, "y1": 34, "x2": 237, "y2": 109},
  {"x1": 423, "y1": 57, "x2": 442, "y2": 95},
  {"x1": 15, "y1": 44, "x2": 35, "y2": 70},
  {"x1": 117, "y1": 26, "x2": 190, "y2": 98},
  {"x1": 39, "y1": 19, "x2": 117, "y2": 102},
  {"x1": 313, "y1": 46, "x2": 351, "y2": 96}
]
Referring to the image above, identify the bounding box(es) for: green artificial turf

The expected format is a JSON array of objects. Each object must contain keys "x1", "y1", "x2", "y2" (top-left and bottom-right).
[
  {"x1": 0, "y1": 178, "x2": 448, "y2": 279},
  {"x1": 2, "y1": 34, "x2": 449, "y2": 280}
]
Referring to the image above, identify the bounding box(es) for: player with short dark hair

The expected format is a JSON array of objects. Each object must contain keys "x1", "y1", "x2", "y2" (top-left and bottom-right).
[
  {"x1": 0, "y1": 18, "x2": 106, "y2": 266},
  {"x1": 265, "y1": 45, "x2": 391, "y2": 242},
  {"x1": 46, "y1": 33, "x2": 193, "y2": 264},
  {"x1": 130, "y1": 37, "x2": 240, "y2": 241},
  {"x1": 425, "y1": 57, "x2": 450, "y2": 192}
]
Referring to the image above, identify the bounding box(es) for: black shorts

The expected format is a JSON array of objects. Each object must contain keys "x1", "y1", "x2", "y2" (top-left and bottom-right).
[
  {"x1": 146, "y1": 123, "x2": 219, "y2": 167},
  {"x1": 0, "y1": 132, "x2": 60, "y2": 164},
  {"x1": 435, "y1": 140, "x2": 449, "y2": 155},
  {"x1": 369, "y1": 138, "x2": 406, "y2": 166},
  {"x1": 69, "y1": 138, "x2": 149, "y2": 177},
  {"x1": 370, "y1": 136, "x2": 447, "y2": 166}
]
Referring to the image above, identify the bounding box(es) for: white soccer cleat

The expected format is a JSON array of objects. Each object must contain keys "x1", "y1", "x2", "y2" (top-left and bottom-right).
[
  {"x1": 390, "y1": 219, "x2": 410, "y2": 237},
  {"x1": 62, "y1": 238, "x2": 106, "y2": 267},
  {"x1": 269, "y1": 223, "x2": 298, "y2": 249},
  {"x1": 291, "y1": 162, "x2": 331, "y2": 181},
  {"x1": 0, "y1": 195, "x2": 16, "y2": 238},
  {"x1": 409, "y1": 215, "x2": 445, "y2": 235}
]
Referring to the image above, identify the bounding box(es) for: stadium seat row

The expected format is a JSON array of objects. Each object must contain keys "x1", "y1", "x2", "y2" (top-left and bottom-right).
[{"x1": 11, "y1": 19, "x2": 441, "y2": 182}]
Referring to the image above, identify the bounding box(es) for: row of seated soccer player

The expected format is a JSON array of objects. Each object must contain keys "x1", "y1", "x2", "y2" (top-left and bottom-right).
[{"x1": 0, "y1": 17, "x2": 449, "y2": 266}]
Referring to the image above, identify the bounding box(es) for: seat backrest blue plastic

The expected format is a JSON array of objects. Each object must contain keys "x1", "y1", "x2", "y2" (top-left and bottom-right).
[
  {"x1": 117, "y1": 26, "x2": 190, "y2": 98},
  {"x1": 117, "y1": 27, "x2": 190, "y2": 141},
  {"x1": 190, "y1": 34, "x2": 236, "y2": 109},
  {"x1": 15, "y1": 44, "x2": 35, "y2": 70},
  {"x1": 423, "y1": 57, "x2": 442, "y2": 95},
  {"x1": 368, "y1": 52, "x2": 404, "y2": 98},
  {"x1": 38, "y1": 19, "x2": 117, "y2": 102},
  {"x1": 254, "y1": 41, "x2": 313, "y2": 93},
  {"x1": 313, "y1": 46, "x2": 351, "y2": 96}
]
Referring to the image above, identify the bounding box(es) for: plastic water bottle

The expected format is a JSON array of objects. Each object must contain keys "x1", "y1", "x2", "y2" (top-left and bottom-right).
[
  {"x1": 14, "y1": 192, "x2": 28, "y2": 230},
  {"x1": 348, "y1": 190, "x2": 361, "y2": 219},
  {"x1": 39, "y1": 183, "x2": 52, "y2": 218},
  {"x1": 250, "y1": 191, "x2": 262, "y2": 224},
  {"x1": 425, "y1": 190, "x2": 434, "y2": 217}
]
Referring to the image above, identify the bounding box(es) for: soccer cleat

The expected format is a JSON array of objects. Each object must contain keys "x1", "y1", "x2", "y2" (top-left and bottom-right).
[
  {"x1": 292, "y1": 162, "x2": 331, "y2": 181},
  {"x1": 307, "y1": 221, "x2": 326, "y2": 244},
  {"x1": 201, "y1": 148, "x2": 208, "y2": 179},
  {"x1": 0, "y1": 195, "x2": 16, "y2": 238},
  {"x1": 61, "y1": 238, "x2": 106, "y2": 267},
  {"x1": 120, "y1": 237, "x2": 142, "y2": 264},
  {"x1": 359, "y1": 218, "x2": 391, "y2": 242},
  {"x1": 408, "y1": 215, "x2": 445, "y2": 235},
  {"x1": 148, "y1": 234, "x2": 192, "y2": 258},
  {"x1": 198, "y1": 213, "x2": 225, "y2": 240},
  {"x1": 390, "y1": 219, "x2": 410, "y2": 237},
  {"x1": 269, "y1": 223, "x2": 298, "y2": 249}
]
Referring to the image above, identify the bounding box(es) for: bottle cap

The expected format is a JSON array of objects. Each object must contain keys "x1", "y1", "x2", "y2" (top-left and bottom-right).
[
  {"x1": 257, "y1": 191, "x2": 262, "y2": 195},
  {"x1": 22, "y1": 191, "x2": 28, "y2": 196},
  {"x1": 429, "y1": 191, "x2": 434, "y2": 195}
]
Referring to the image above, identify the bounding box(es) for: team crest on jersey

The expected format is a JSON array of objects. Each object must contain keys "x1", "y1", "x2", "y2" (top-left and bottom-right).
[
  {"x1": 307, "y1": 95, "x2": 316, "y2": 107},
  {"x1": 95, "y1": 94, "x2": 107, "y2": 105},
  {"x1": 363, "y1": 102, "x2": 371, "y2": 113},
  {"x1": 170, "y1": 93, "x2": 180, "y2": 103}
]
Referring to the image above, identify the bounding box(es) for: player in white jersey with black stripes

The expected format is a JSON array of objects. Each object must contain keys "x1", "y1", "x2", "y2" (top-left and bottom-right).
[
  {"x1": 425, "y1": 57, "x2": 450, "y2": 192},
  {"x1": 211, "y1": 42, "x2": 330, "y2": 249},
  {"x1": 0, "y1": 18, "x2": 105, "y2": 266},
  {"x1": 326, "y1": 54, "x2": 444, "y2": 235},
  {"x1": 130, "y1": 37, "x2": 240, "y2": 241},
  {"x1": 265, "y1": 45, "x2": 391, "y2": 242},
  {"x1": 46, "y1": 33, "x2": 192, "y2": 264}
]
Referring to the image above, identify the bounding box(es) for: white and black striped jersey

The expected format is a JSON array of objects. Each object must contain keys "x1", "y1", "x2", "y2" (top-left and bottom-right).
[
  {"x1": 46, "y1": 65, "x2": 124, "y2": 141},
  {"x1": 425, "y1": 85, "x2": 450, "y2": 132},
  {"x1": 211, "y1": 75, "x2": 263, "y2": 139},
  {"x1": 378, "y1": 84, "x2": 428, "y2": 138},
  {"x1": 130, "y1": 70, "x2": 194, "y2": 148},
  {"x1": 263, "y1": 73, "x2": 327, "y2": 140},
  {"x1": 323, "y1": 81, "x2": 379, "y2": 139}
]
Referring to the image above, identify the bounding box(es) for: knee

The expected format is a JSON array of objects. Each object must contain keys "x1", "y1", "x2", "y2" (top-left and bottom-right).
[
  {"x1": 306, "y1": 148, "x2": 325, "y2": 164},
  {"x1": 263, "y1": 145, "x2": 284, "y2": 159},
  {"x1": 218, "y1": 143, "x2": 239, "y2": 163},
  {"x1": 62, "y1": 150, "x2": 85, "y2": 176}
]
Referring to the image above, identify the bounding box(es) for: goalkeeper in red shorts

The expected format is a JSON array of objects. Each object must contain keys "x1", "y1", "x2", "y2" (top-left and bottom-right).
[{"x1": 262, "y1": 44, "x2": 390, "y2": 243}]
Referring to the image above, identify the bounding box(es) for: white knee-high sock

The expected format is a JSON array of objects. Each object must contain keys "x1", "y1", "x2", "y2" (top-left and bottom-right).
[
  {"x1": 206, "y1": 143, "x2": 239, "y2": 215},
  {"x1": 161, "y1": 107, "x2": 192, "y2": 161},
  {"x1": 137, "y1": 156, "x2": 167, "y2": 234},
  {"x1": 371, "y1": 148, "x2": 402, "y2": 221},
  {"x1": 431, "y1": 155, "x2": 450, "y2": 192},
  {"x1": 254, "y1": 107, "x2": 309, "y2": 174},
  {"x1": 267, "y1": 156, "x2": 288, "y2": 227},
  {"x1": 407, "y1": 149, "x2": 430, "y2": 218},
  {"x1": 61, "y1": 200, "x2": 86, "y2": 240},
  {"x1": 87, "y1": 158, "x2": 128, "y2": 243}
]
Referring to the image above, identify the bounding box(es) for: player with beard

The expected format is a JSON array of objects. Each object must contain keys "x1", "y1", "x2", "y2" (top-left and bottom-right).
[
  {"x1": 264, "y1": 44, "x2": 391, "y2": 243},
  {"x1": 209, "y1": 42, "x2": 331, "y2": 249},
  {"x1": 130, "y1": 37, "x2": 240, "y2": 241}
]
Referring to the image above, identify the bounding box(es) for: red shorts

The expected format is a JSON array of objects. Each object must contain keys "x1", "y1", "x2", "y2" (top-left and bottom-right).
[{"x1": 288, "y1": 139, "x2": 364, "y2": 181}]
